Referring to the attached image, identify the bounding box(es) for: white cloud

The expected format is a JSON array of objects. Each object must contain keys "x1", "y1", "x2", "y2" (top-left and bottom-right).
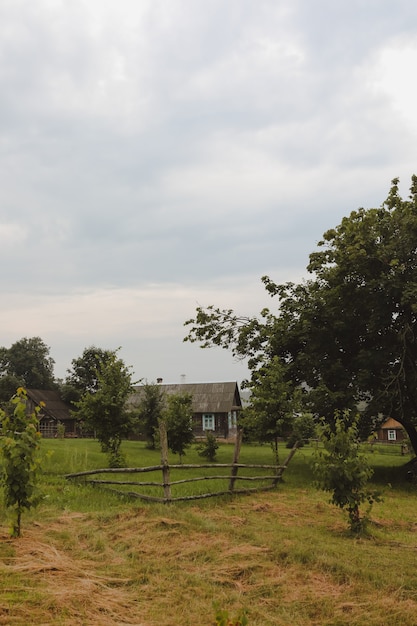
[
  {"x1": 368, "y1": 38, "x2": 417, "y2": 135},
  {"x1": 0, "y1": 222, "x2": 26, "y2": 246}
]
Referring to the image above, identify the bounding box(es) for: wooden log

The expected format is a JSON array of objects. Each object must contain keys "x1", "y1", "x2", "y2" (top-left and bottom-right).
[
  {"x1": 272, "y1": 441, "x2": 300, "y2": 486},
  {"x1": 65, "y1": 462, "x2": 286, "y2": 480},
  {"x1": 158, "y1": 419, "x2": 172, "y2": 501},
  {"x1": 65, "y1": 465, "x2": 163, "y2": 478},
  {"x1": 228, "y1": 426, "x2": 243, "y2": 492}
]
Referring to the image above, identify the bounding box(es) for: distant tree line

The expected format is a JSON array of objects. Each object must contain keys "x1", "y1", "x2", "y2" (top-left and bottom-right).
[{"x1": 0, "y1": 340, "x2": 195, "y2": 467}]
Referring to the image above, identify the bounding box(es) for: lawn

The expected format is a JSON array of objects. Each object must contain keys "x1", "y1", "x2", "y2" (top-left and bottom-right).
[{"x1": 1, "y1": 438, "x2": 416, "y2": 625}]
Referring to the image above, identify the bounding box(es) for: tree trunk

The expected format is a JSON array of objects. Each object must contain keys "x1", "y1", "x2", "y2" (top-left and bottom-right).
[
  {"x1": 271, "y1": 437, "x2": 279, "y2": 465},
  {"x1": 401, "y1": 421, "x2": 417, "y2": 457}
]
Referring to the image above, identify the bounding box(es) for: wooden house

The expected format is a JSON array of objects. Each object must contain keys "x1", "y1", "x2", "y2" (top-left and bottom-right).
[
  {"x1": 131, "y1": 381, "x2": 242, "y2": 440},
  {"x1": 377, "y1": 417, "x2": 406, "y2": 443},
  {"x1": 26, "y1": 389, "x2": 77, "y2": 438}
]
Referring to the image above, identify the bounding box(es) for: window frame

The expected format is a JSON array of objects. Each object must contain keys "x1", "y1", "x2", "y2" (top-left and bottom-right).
[{"x1": 202, "y1": 413, "x2": 215, "y2": 431}]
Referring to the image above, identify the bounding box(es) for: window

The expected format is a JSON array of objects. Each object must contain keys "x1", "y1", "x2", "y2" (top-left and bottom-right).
[
  {"x1": 228, "y1": 410, "x2": 237, "y2": 429},
  {"x1": 202, "y1": 414, "x2": 215, "y2": 431},
  {"x1": 388, "y1": 429, "x2": 396, "y2": 441}
]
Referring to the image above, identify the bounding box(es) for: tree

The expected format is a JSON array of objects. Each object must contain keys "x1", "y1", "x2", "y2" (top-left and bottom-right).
[
  {"x1": 279, "y1": 175, "x2": 417, "y2": 452},
  {"x1": 286, "y1": 412, "x2": 316, "y2": 448},
  {"x1": 197, "y1": 431, "x2": 219, "y2": 462},
  {"x1": 0, "y1": 337, "x2": 56, "y2": 403},
  {"x1": 184, "y1": 176, "x2": 417, "y2": 457},
  {"x1": 163, "y1": 392, "x2": 194, "y2": 461},
  {"x1": 134, "y1": 382, "x2": 164, "y2": 449},
  {"x1": 242, "y1": 356, "x2": 299, "y2": 463},
  {"x1": 313, "y1": 412, "x2": 380, "y2": 534},
  {"x1": 64, "y1": 346, "x2": 115, "y2": 399},
  {"x1": 0, "y1": 388, "x2": 42, "y2": 537},
  {"x1": 75, "y1": 350, "x2": 134, "y2": 467}
]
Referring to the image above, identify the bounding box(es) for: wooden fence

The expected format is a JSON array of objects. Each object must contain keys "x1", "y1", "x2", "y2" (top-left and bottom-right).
[{"x1": 65, "y1": 425, "x2": 299, "y2": 504}]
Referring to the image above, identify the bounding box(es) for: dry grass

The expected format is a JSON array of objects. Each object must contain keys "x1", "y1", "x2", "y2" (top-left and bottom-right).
[
  {"x1": 1, "y1": 440, "x2": 417, "y2": 625},
  {"x1": 1, "y1": 486, "x2": 417, "y2": 626}
]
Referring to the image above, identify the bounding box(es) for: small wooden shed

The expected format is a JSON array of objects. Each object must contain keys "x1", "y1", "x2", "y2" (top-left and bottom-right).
[
  {"x1": 26, "y1": 389, "x2": 77, "y2": 438},
  {"x1": 377, "y1": 417, "x2": 406, "y2": 443}
]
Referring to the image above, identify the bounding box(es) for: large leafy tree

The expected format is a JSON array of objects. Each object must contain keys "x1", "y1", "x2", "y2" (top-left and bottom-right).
[
  {"x1": 75, "y1": 349, "x2": 134, "y2": 466},
  {"x1": 61, "y1": 346, "x2": 115, "y2": 406},
  {"x1": 185, "y1": 176, "x2": 417, "y2": 456},
  {"x1": 0, "y1": 337, "x2": 56, "y2": 403}
]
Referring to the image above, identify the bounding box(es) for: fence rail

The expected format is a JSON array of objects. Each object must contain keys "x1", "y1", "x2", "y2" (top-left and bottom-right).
[{"x1": 65, "y1": 424, "x2": 299, "y2": 503}]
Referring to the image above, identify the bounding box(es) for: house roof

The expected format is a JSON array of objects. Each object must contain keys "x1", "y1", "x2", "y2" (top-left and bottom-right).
[
  {"x1": 26, "y1": 389, "x2": 73, "y2": 423},
  {"x1": 380, "y1": 417, "x2": 404, "y2": 430},
  {"x1": 131, "y1": 381, "x2": 242, "y2": 413}
]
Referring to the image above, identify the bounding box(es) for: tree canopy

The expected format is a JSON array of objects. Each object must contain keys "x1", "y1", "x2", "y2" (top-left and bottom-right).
[
  {"x1": 61, "y1": 346, "x2": 116, "y2": 408},
  {"x1": 0, "y1": 337, "x2": 56, "y2": 403},
  {"x1": 185, "y1": 176, "x2": 417, "y2": 455},
  {"x1": 241, "y1": 356, "x2": 299, "y2": 462},
  {"x1": 134, "y1": 382, "x2": 164, "y2": 449},
  {"x1": 65, "y1": 346, "x2": 115, "y2": 395},
  {"x1": 163, "y1": 392, "x2": 194, "y2": 461},
  {"x1": 75, "y1": 349, "x2": 134, "y2": 466}
]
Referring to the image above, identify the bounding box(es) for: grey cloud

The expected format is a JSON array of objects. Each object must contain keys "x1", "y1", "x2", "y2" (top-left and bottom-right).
[{"x1": 1, "y1": 2, "x2": 416, "y2": 315}]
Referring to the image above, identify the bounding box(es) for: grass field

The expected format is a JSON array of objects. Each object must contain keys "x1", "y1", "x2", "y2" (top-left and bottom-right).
[{"x1": 1, "y1": 438, "x2": 417, "y2": 625}]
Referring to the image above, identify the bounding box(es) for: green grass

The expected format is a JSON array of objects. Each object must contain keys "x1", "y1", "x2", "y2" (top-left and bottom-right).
[{"x1": 1, "y1": 438, "x2": 417, "y2": 625}]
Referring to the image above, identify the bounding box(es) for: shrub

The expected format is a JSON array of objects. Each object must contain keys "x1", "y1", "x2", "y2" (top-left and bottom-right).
[
  {"x1": 313, "y1": 411, "x2": 381, "y2": 534},
  {"x1": 213, "y1": 605, "x2": 248, "y2": 626},
  {"x1": 197, "y1": 431, "x2": 219, "y2": 462},
  {"x1": 0, "y1": 388, "x2": 42, "y2": 537}
]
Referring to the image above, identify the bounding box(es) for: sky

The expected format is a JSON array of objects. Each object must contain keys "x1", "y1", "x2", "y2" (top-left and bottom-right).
[{"x1": 1, "y1": 0, "x2": 416, "y2": 386}]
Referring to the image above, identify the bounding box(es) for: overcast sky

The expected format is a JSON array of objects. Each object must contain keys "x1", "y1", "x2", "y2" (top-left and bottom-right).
[{"x1": 1, "y1": 0, "x2": 416, "y2": 385}]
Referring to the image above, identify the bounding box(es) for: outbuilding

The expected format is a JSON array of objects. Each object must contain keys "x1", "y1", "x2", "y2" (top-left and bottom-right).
[
  {"x1": 377, "y1": 417, "x2": 406, "y2": 443},
  {"x1": 26, "y1": 389, "x2": 77, "y2": 438}
]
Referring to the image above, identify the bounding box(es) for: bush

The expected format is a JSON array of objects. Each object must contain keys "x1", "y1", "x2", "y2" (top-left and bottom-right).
[
  {"x1": 0, "y1": 388, "x2": 42, "y2": 537},
  {"x1": 286, "y1": 412, "x2": 316, "y2": 448},
  {"x1": 197, "y1": 431, "x2": 219, "y2": 462},
  {"x1": 313, "y1": 411, "x2": 381, "y2": 534}
]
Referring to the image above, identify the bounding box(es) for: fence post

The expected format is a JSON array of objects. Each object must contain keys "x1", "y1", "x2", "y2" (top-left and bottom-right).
[
  {"x1": 228, "y1": 427, "x2": 243, "y2": 493},
  {"x1": 158, "y1": 419, "x2": 172, "y2": 502},
  {"x1": 273, "y1": 441, "x2": 300, "y2": 486}
]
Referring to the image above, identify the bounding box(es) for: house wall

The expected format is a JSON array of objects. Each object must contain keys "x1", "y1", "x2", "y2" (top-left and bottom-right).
[
  {"x1": 378, "y1": 428, "x2": 406, "y2": 443},
  {"x1": 193, "y1": 412, "x2": 230, "y2": 439},
  {"x1": 39, "y1": 418, "x2": 58, "y2": 438}
]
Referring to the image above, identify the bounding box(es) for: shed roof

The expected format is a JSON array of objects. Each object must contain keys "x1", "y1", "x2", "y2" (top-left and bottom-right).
[
  {"x1": 380, "y1": 417, "x2": 404, "y2": 430},
  {"x1": 26, "y1": 389, "x2": 73, "y2": 423},
  {"x1": 131, "y1": 381, "x2": 242, "y2": 413}
]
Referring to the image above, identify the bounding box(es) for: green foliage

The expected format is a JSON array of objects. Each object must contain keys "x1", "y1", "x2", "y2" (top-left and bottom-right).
[
  {"x1": 163, "y1": 392, "x2": 194, "y2": 461},
  {"x1": 242, "y1": 356, "x2": 298, "y2": 462},
  {"x1": 0, "y1": 337, "x2": 56, "y2": 403},
  {"x1": 286, "y1": 412, "x2": 316, "y2": 448},
  {"x1": 75, "y1": 350, "x2": 134, "y2": 467},
  {"x1": 184, "y1": 176, "x2": 417, "y2": 458},
  {"x1": 134, "y1": 382, "x2": 164, "y2": 449},
  {"x1": 197, "y1": 431, "x2": 219, "y2": 461},
  {"x1": 65, "y1": 346, "x2": 115, "y2": 400},
  {"x1": 213, "y1": 605, "x2": 248, "y2": 626},
  {"x1": 313, "y1": 412, "x2": 381, "y2": 534},
  {"x1": 0, "y1": 388, "x2": 42, "y2": 537},
  {"x1": 56, "y1": 422, "x2": 65, "y2": 439}
]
